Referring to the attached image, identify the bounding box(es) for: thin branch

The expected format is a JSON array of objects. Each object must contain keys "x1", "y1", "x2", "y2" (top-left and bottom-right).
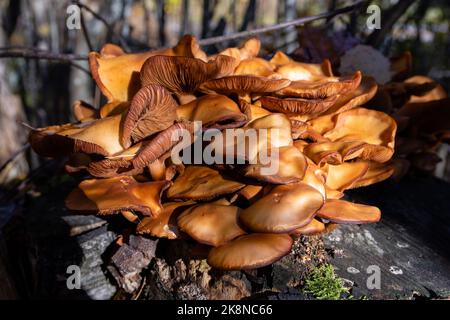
[
  {"x1": 79, "y1": 7, "x2": 94, "y2": 51},
  {"x1": 0, "y1": 50, "x2": 87, "y2": 61},
  {"x1": 199, "y1": 0, "x2": 364, "y2": 46}
]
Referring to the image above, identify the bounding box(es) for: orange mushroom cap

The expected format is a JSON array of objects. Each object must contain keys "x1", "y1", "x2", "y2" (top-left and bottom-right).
[
  {"x1": 239, "y1": 182, "x2": 324, "y2": 233},
  {"x1": 65, "y1": 176, "x2": 170, "y2": 216},
  {"x1": 317, "y1": 199, "x2": 381, "y2": 224},
  {"x1": 177, "y1": 204, "x2": 246, "y2": 246},
  {"x1": 207, "y1": 233, "x2": 293, "y2": 270},
  {"x1": 167, "y1": 166, "x2": 245, "y2": 200}
]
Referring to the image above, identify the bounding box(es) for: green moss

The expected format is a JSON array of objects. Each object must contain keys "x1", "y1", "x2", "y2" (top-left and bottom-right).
[{"x1": 303, "y1": 264, "x2": 352, "y2": 300}]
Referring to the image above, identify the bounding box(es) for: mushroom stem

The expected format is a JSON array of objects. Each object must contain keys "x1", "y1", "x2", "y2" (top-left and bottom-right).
[
  {"x1": 148, "y1": 158, "x2": 167, "y2": 181},
  {"x1": 239, "y1": 93, "x2": 252, "y2": 103},
  {"x1": 121, "y1": 210, "x2": 139, "y2": 223}
]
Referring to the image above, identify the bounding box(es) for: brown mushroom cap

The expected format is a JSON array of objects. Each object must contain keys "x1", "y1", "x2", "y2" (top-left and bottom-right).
[
  {"x1": 243, "y1": 146, "x2": 307, "y2": 184},
  {"x1": 324, "y1": 161, "x2": 369, "y2": 191},
  {"x1": 275, "y1": 71, "x2": 362, "y2": 99},
  {"x1": 72, "y1": 100, "x2": 98, "y2": 122},
  {"x1": 65, "y1": 176, "x2": 170, "y2": 216},
  {"x1": 177, "y1": 204, "x2": 246, "y2": 246},
  {"x1": 260, "y1": 95, "x2": 338, "y2": 116},
  {"x1": 167, "y1": 166, "x2": 245, "y2": 200},
  {"x1": 29, "y1": 114, "x2": 126, "y2": 157},
  {"x1": 140, "y1": 55, "x2": 236, "y2": 95},
  {"x1": 199, "y1": 75, "x2": 291, "y2": 96},
  {"x1": 239, "y1": 182, "x2": 324, "y2": 233},
  {"x1": 177, "y1": 94, "x2": 247, "y2": 129},
  {"x1": 323, "y1": 108, "x2": 397, "y2": 163},
  {"x1": 121, "y1": 84, "x2": 178, "y2": 148},
  {"x1": 317, "y1": 199, "x2": 381, "y2": 224},
  {"x1": 291, "y1": 219, "x2": 325, "y2": 236},
  {"x1": 137, "y1": 201, "x2": 194, "y2": 239},
  {"x1": 207, "y1": 233, "x2": 293, "y2": 270}
]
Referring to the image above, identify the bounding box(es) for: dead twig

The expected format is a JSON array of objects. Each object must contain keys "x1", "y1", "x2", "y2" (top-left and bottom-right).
[{"x1": 0, "y1": 50, "x2": 87, "y2": 61}]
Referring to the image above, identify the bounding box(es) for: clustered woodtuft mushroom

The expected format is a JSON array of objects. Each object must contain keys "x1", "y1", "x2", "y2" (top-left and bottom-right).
[{"x1": 29, "y1": 35, "x2": 399, "y2": 270}]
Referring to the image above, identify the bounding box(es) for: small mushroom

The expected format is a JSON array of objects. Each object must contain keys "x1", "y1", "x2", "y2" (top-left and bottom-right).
[
  {"x1": 65, "y1": 176, "x2": 170, "y2": 216},
  {"x1": 207, "y1": 233, "x2": 293, "y2": 270},
  {"x1": 177, "y1": 204, "x2": 246, "y2": 246},
  {"x1": 121, "y1": 84, "x2": 178, "y2": 148},
  {"x1": 239, "y1": 182, "x2": 324, "y2": 233},
  {"x1": 317, "y1": 199, "x2": 381, "y2": 224},
  {"x1": 167, "y1": 166, "x2": 245, "y2": 200}
]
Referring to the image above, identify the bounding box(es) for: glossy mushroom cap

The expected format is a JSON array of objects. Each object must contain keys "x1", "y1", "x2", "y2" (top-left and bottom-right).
[
  {"x1": 207, "y1": 233, "x2": 293, "y2": 270},
  {"x1": 239, "y1": 182, "x2": 324, "y2": 233},
  {"x1": 167, "y1": 166, "x2": 245, "y2": 200},
  {"x1": 317, "y1": 199, "x2": 381, "y2": 224},
  {"x1": 177, "y1": 204, "x2": 245, "y2": 246}
]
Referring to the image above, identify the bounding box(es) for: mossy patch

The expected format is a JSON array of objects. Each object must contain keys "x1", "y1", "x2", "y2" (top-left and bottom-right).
[{"x1": 303, "y1": 264, "x2": 352, "y2": 300}]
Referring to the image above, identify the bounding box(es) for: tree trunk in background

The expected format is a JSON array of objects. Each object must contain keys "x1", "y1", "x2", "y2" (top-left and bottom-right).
[
  {"x1": 0, "y1": 7, "x2": 29, "y2": 186},
  {"x1": 201, "y1": 0, "x2": 211, "y2": 39},
  {"x1": 180, "y1": 0, "x2": 190, "y2": 37},
  {"x1": 239, "y1": 0, "x2": 256, "y2": 32},
  {"x1": 156, "y1": 0, "x2": 166, "y2": 46}
]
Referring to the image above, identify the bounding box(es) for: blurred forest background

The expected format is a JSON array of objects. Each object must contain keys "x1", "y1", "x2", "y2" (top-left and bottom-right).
[{"x1": 0, "y1": 0, "x2": 449, "y2": 189}]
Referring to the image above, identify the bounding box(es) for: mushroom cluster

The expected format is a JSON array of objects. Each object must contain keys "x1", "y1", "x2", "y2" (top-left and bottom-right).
[{"x1": 29, "y1": 35, "x2": 397, "y2": 270}]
